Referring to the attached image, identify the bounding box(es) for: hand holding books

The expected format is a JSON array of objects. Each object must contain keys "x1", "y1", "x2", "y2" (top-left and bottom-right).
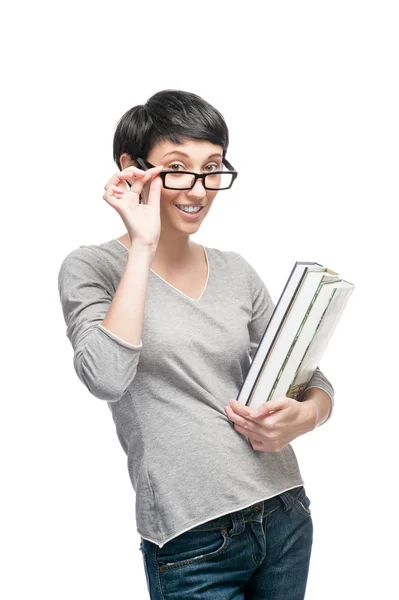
[{"x1": 224, "y1": 395, "x2": 318, "y2": 452}]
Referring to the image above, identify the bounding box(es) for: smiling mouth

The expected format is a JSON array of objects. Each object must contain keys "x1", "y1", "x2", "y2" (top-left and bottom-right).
[{"x1": 175, "y1": 204, "x2": 204, "y2": 214}]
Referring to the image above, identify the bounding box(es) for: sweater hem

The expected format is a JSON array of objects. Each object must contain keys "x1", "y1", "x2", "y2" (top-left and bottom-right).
[{"x1": 137, "y1": 481, "x2": 305, "y2": 548}]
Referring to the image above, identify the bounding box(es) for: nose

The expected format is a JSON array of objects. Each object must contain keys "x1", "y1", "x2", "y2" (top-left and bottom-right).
[{"x1": 187, "y1": 177, "x2": 207, "y2": 198}]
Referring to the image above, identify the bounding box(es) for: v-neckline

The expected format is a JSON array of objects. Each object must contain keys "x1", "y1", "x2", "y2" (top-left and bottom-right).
[{"x1": 112, "y1": 239, "x2": 210, "y2": 303}]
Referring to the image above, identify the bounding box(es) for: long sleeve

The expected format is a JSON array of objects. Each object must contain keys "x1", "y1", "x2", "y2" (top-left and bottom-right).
[
  {"x1": 57, "y1": 246, "x2": 142, "y2": 402},
  {"x1": 241, "y1": 254, "x2": 335, "y2": 425}
]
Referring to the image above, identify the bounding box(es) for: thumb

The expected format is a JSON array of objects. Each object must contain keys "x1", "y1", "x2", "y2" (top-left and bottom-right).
[
  {"x1": 147, "y1": 172, "x2": 162, "y2": 208},
  {"x1": 253, "y1": 396, "x2": 287, "y2": 417}
]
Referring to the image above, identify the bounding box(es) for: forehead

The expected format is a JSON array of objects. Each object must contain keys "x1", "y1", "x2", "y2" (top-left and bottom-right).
[{"x1": 149, "y1": 139, "x2": 223, "y2": 161}]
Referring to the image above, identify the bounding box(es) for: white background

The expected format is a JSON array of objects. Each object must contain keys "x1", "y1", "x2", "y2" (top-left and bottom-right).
[{"x1": 1, "y1": 1, "x2": 398, "y2": 598}]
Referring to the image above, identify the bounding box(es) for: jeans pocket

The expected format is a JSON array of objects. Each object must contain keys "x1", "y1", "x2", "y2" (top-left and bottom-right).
[{"x1": 156, "y1": 527, "x2": 231, "y2": 572}]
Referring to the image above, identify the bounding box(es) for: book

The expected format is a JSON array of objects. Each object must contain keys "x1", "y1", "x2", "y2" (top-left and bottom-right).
[{"x1": 237, "y1": 262, "x2": 355, "y2": 410}]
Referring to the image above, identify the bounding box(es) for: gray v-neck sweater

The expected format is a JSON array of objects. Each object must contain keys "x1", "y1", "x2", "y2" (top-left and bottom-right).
[{"x1": 57, "y1": 238, "x2": 334, "y2": 548}]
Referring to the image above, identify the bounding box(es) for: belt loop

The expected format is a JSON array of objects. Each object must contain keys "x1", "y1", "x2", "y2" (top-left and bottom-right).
[
  {"x1": 279, "y1": 491, "x2": 295, "y2": 512},
  {"x1": 228, "y1": 510, "x2": 246, "y2": 537}
]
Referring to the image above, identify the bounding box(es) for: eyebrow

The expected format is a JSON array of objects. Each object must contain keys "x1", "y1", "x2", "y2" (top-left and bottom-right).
[{"x1": 161, "y1": 150, "x2": 223, "y2": 160}]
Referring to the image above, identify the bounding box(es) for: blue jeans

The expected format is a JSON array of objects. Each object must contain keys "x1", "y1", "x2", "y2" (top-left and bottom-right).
[{"x1": 139, "y1": 485, "x2": 313, "y2": 599}]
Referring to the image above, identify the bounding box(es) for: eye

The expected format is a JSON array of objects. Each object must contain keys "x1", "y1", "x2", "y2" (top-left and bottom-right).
[
  {"x1": 205, "y1": 163, "x2": 220, "y2": 172},
  {"x1": 168, "y1": 163, "x2": 184, "y2": 171},
  {"x1": 167, "y1": 162, "x2": 221, "y2": 172}
]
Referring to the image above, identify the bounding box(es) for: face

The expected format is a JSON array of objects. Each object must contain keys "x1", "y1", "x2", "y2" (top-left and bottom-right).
[{"x1": 140, "y1": 139, "x2": 223, "y2": 236}]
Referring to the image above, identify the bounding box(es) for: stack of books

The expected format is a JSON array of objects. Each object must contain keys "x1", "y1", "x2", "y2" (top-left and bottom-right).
[{"x1": 237, "y1": 262, "x2": 355, "y2": 410}]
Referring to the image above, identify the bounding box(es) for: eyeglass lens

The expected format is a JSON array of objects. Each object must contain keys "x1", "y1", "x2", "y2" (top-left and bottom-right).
[{"x1": 164, "y1": 171, "x2": 234, "y2": 190}]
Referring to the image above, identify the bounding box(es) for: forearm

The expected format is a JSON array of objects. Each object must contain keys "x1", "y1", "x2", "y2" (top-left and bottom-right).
[
  {"x1": 100, "y1": 240, "x2": 155, "y2": 347},
  {"x1": 300, "y1": 387, "x2": 333, "y2": 428}
]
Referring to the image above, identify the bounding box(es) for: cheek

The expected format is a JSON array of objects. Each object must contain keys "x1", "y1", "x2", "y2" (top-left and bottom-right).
[{"x1": 161, "y1": 190, "x2": 180, "y2": 206}]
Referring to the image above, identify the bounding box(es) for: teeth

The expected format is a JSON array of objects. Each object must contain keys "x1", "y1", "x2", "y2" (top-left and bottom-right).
[{"x1": 176, "y1": 205, "x2": 202, "y2": 213}]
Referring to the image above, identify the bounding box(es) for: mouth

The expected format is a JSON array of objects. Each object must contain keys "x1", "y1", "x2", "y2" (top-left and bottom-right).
[{"x1": 174, "y1": 204, "x2": 205, "y2": 218}]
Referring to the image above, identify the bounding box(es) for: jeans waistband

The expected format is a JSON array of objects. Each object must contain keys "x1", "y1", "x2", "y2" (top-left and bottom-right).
[{"x1": 189, "y1": 486, "x2": 305, "y2": 533}]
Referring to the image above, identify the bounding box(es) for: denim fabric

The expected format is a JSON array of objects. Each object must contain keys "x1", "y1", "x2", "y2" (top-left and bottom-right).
[{"x1": 138, "y1": 485, "x2": 313, "y2": 599}]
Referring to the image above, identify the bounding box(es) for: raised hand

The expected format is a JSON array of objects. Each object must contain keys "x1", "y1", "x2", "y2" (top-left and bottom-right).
[{"x1": 102, "y1": 163, "x2": 164, "y2": 250}]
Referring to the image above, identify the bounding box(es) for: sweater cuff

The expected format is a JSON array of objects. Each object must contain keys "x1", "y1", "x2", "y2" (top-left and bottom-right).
[{"x1": 97, "y1": 324, "x2": 143, "y2": 349}]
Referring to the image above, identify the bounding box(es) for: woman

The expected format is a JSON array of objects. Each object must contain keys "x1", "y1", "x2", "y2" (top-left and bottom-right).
[{"x1": 58, "y1": 89, "x2": 334, "y2": 599}]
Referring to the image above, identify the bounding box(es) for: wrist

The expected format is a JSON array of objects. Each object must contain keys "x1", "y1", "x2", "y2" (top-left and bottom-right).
[
  {"x1": 299, "y1": 398, "x2": 318, "y2": 432},
  {"x1": 300, "y1": 387, "x2": 332, "y2": 428},
  {"x1": 129, "y1": 239, "x2": 157, "y2": 258}
]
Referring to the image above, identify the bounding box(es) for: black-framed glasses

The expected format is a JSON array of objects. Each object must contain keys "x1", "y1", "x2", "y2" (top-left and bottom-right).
[{"x1": 135, "y1": 156, "x2": 238, "y2": 191}]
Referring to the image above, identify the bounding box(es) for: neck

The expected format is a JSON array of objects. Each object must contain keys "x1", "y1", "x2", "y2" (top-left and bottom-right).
[{"x1": 154, "y1": 232, "x2": 198, "y2": 266}]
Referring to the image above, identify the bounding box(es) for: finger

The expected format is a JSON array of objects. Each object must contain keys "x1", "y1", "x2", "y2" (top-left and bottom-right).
[
  {"x1": 109, "y1": 184, "x2": 125, "y2": 198},
  {"x1": 104, "y1": 166, "x2": 146, "y2": 191},
  {"x1": 251, "y1": 397, "x2": 288, "y2": 419},
  {"x1": 104, "y1": 174, "x2": 145, "y2": 199},
  {"x1": 129, "y1": 164, "x2": 164, "y2": 196},
  {"x1": 141, "y1": 164, "x2": 164, "y2": 185},
  {"x1": 224, "y1": 406, "x2": 246, "y2": 427},
  {"x1": 103, "y1": 186, "x2": 123, "y2": 207},
  {"x1": 225, "y1": 406, "x2": 260, "y2": 436},
  {"x1": 248, "y1": 436, "x2": 265, "y2": 451},
  {"x1": 146, "y1": 172, "x2": 163, "y2": 207},
  {"x1": 233, "y1": 423, "x2": 257, "y2": 439},
  {"x1": 245, "y1": 430, "x2": 265, "y2": 445},
  {"x1": 116, "y1": 168, "x2": 148, "y2": 194},
  {"x1": 228, "y1": 399, "x2": 259, "y2": 420}
]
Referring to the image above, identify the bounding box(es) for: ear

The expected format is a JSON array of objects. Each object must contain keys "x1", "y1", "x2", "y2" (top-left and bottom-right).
[{"x1": 120, "y1": 153, "x2": 138, "y2": 171}]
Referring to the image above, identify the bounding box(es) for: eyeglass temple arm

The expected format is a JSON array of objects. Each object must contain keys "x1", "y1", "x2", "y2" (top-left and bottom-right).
[{"x1": 222, "y1": 157, "x2": 236, "y2": 172}]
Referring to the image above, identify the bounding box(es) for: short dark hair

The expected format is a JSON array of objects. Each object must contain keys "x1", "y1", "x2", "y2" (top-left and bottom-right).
[{"x1": 112, "y1": 89, "x2": 229, "y2": 171}]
